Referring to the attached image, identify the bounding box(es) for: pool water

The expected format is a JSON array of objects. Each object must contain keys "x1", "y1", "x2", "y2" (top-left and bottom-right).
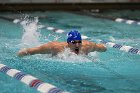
[{"x1": 0, "y1": 11, "x2": 140, "y2": 93}]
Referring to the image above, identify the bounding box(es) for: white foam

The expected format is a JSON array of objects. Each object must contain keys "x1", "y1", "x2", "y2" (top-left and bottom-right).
[{"x1": 56, "y1": 48, "x2": 97, "y2": 63}]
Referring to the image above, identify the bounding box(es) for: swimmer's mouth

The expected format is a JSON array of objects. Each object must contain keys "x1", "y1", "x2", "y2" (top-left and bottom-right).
[{"x1": 75, "y1": 48, "x2": 79, "y2": 54}]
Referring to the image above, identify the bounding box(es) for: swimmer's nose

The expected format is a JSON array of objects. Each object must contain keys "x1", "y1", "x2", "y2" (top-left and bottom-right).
[{"x1": 75, "y1": 43, "x2": 81, "y2": 47}]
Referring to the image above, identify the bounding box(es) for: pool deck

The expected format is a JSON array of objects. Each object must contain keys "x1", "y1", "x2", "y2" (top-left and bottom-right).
[{"x1": 0, "y1": 3, "x2": 140, "y2": 11}]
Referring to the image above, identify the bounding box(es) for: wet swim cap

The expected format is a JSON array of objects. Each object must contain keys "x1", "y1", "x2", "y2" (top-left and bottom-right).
[{"x1": 67, "y1": 30, "x2": 82, "y2": 43}]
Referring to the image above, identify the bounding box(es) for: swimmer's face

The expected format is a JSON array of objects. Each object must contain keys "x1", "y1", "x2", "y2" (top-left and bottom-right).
[{"x1": 68, "y1": 40, "x2": 82, "y2": 54}]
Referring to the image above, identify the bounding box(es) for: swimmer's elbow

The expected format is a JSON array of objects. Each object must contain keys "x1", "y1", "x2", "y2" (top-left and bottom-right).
[
  {"x1": 95, "y1": 44, "x2": 107, "y2": 52},
  {"x1": 101, "y1": 47, "x2": 107, "y2": 52}
]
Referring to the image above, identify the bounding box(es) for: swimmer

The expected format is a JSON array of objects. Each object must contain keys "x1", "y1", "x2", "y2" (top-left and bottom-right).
[{"x1": 17, "y1": 30, "x2": 107, "y2": 57}]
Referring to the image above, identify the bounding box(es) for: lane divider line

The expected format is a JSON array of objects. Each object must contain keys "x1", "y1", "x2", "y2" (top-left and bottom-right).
[
  {"x1": 100, "y1": 41, "x2": 140, "y2": 55},
  {"x1": 74, "y1": 11, "x2": 140, "y2": 26},
  {"x1": 80, "y1": 11, "x2": 140, "y2": 26},
  {"x1": 115, "y1": 18, "x2": 140, "y2": 25},
  {"x1": 0, "y1": 63, "x2": 66, "y2": 93}
]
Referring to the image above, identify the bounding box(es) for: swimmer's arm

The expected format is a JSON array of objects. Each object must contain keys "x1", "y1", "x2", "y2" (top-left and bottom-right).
[
  {"x1": 95, "y1": 43, "x2": 107, "y2": 52},
  {"x1": 17, "y1": 44, "x2": 51, "y2": 57}
]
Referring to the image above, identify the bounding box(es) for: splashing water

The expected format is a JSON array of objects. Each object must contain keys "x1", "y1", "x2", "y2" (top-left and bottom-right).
[
  {"x1": 44, "y1": 34, "x2": 62, "y2": 42},
  {"x1": 55, "y1": 48, "x2": 99, "y2": 63},
  {"x1": 19, "y1": 17, "x2": 41, "y2": 48}
]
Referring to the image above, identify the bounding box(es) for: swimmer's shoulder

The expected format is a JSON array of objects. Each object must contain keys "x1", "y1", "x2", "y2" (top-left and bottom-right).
[
  {"x1": 48, "y1": 41, "x2": 67, "y2": 47},
  {"x1": 82, "y1": 40, "x2": 96, "y2": 46},
  {"x1": 59, "y1": 42, "x2": 68, "y2": 47},
  {"x1": 40, "y1": 41, "x2": 66, "y2": 48},
  {"x1": 46, "y1": 41, "x2": 65, "y2": 44}
]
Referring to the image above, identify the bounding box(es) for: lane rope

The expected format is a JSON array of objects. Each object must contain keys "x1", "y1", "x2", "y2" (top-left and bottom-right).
[
  {"x1": 91, "y1": 13, "x2": 140, "y2": 26},
  {"x1": 74, "y1": 11, "x2": 140, "y2": 26},
  {"x1": 115, "y1": 18, "x2": 140, "y2": 25},
  {"x1": 0, "y1": 63, "x2": 66, "y2": 93}
]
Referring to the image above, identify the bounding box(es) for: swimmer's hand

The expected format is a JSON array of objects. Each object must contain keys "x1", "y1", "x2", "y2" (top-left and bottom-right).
[{"x1": 17, "y1": 48, "x2": 28, "y2": 57}]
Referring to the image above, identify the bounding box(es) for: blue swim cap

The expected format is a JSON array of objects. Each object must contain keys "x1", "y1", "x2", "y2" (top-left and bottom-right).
[{"x1": 67, "y1": 30, "x2": 82, "y2": 43}]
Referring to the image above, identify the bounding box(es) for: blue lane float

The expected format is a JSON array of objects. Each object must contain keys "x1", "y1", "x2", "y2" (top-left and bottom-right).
[
  {"x1": 100, "y1": 40, "x2": 140, "y2": 55},
  {"x1": 0, "y1": 63, "x2": 65, "y2": 93}
]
